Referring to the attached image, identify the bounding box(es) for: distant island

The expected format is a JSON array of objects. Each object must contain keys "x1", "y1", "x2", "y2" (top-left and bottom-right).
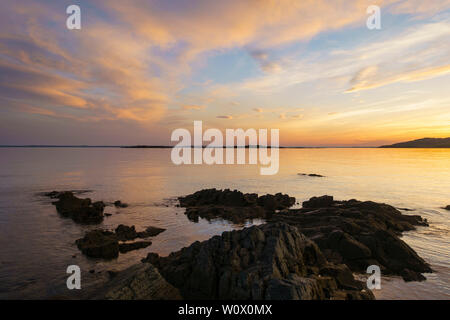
[{"x1": 380, "y1": 138, "x2": 450, "y2": 148}]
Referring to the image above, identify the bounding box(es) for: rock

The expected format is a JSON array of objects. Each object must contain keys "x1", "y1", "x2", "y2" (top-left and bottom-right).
[
  {"x1": 50, "y1": 191, "x2": 105, "y2": 224},
  {"x1": 105, "y1": 213, "x2": 112, "y2": 217},
  {"x1": 75, "y1": 230, "x2": 119, "y2": 259},
  {"x1": 257, "y1": 193, "x2": 296, "y2": 211},
  {"x1": 319, "y1": 264, "x2": 363, "y2": 290},
  {"x1": 107, "y1": 270, "x2": 118, "y2": 279},
  {"x1": 144, "y1": 223, "x2": 373, "y2": 300},
  {"x1": 270, "y1": 196, "x2": 432, "y2": 282},
  {"x1": 444, "y1": 205, "x2": 450, "y2": 211},
  {"x1": 44, "y1": 191, "x2": 61, "y2": 198},
  {"x1": 114, "y1": 200, "x2": 128, "y2": 208},
  {"x1": 43, "y1": 190, "x2": 91, "y2": 199},
  {"x1": 138, "y1": 226, "x2": 166, "y2": 237},
  {"x1": 119, "y1": 241, "x2": 152, "y2": 253},
  {"x1": 76, "y1": 226, "x2": 156, "y2": 258},
  {"x1": 400, "y1": 268, "x2": 426, "y2": 282},
  {"x1": 178, "y1": 189, "x2": 295, "y2": 223},
  {"x1": 302, "y1": 195, "x2": 334, "y2": 208},
  {"x1": 115, "y1": 225, "x2": 138, "y2": 241},
  {"x1": 115, "y1": 224, "x2": 166, "y2": 240},
  {"x1": 89, "y1": 269, "x2": 95, "y2": 274},
  {"x1": 93, "y1": 264, "x2": 181, "y2": 300},
  {"x1": 298, "y1": 173, "x2": 325, "y2": 177}
]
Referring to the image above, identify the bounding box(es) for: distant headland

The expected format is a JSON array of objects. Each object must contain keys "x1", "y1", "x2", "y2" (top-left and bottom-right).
[{"x1": 380, "y1": 138, "x2": 450, "y2": 148}]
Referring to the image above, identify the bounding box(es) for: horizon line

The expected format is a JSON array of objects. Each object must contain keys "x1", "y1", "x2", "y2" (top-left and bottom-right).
[{"x1": 0, "y1": 144, "x2": 381, "y2": 149}]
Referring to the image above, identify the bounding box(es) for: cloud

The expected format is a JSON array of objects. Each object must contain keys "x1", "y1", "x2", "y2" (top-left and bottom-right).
[
  {"x1": 1, "y1": 0, "x2": 449, "y2": 136},
  {"x1": 253, "y1": 108, "x2": 263, "y2": 112},
  {"x1": 0, "y1": 1, "x2": 169, "y2": 123},
  {"x1": 250, "y1": 49, "x2": 282, "y2": 73},
  {"x1": 216, "y1": 115, "x2": 233, "y2": 119},
  {"x1": 182, "y1": 105, "x2": 206, "y2": 110},
  {"x1": 389, "y1": 0, "x2": 450, "y2": 18},
  {"x1": 346, "y1": 64, "x2": 450, "y2": 92},
  {"x1": 210, "y1": 20, "x2": 450, "y2": 96}
]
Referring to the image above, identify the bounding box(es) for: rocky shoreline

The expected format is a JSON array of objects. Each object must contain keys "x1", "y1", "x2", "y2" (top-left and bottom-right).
[{"x1": 83, "y1": 188, "x2": 432, "y2": 300}]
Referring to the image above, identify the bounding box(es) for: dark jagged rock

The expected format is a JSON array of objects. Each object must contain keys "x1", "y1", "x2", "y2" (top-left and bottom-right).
[
  {"x1": 49, "y1": 191, "x2": 105, "y2": 224},
  {"x1": 115, "y1": 224, "x2": 166, "y2": 240},
  {"x1": 114, "y1": 200, "x2": 128, "y2": 208},
  {"x1": 298, "y1": 173, "x2": 325, "y2": 177},
  {"x1": 270, "y1": 196, "x2": 432, "y2": 282},
  {"x1": 76, "y1": 224, "x2": 164, "y2": 258},
  {"x1": 143, "y1": 223, "x2": 373, "y2": 300},
  {"x1": 139, "y1": 226, "x2": 166, "y2": 237},
  {"x1": 302, "y1": 195, "x2": 334, "y2": 208},
  {"x1": 115, "y1": 225, "x2": 139, "y2": 241},
  {"x1": 93, "y1": 264, "x2": 181, "y2": 300},
  {"x1": 119, "y1": 241, "x2": 152, "y2": 253},
  {"x1": 75, "y1": 230, "x2": 119, "y2": 259},
  {"x1": 444, "y1": 205, "x2": 450, "y2": 211},
  {"x1": 178, "y1": 188, "x2": 295, "y2": 223}
]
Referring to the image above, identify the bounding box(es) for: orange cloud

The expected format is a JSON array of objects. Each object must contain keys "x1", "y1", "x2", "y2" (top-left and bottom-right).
[{"x1": 182, "y1": 105, "x2": 206, "y2": 110}]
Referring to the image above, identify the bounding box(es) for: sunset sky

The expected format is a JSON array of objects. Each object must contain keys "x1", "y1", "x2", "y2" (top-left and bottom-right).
[{"x1": 0, "y1": 0, "x2": 449, "y2": 146}]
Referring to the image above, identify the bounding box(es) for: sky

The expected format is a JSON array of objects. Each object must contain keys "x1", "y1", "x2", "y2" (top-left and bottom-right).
[{"x1": 0, "y1": 0, "x2": 449, "y2": 147}]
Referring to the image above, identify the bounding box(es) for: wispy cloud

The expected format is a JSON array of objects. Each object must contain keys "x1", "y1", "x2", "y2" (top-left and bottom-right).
[{"x1": 182, "y1": 105, "x2": 206, "y2": 110}]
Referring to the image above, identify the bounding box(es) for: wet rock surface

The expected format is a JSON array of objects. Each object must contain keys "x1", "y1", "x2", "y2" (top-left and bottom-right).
[
  {"x1": 178, "y1": 188, "x2": 295, "y2": 223},
  {"x1": 119, "y1": 241, "x2": 152, "y2": 254},
  {"x1": 115, "y1": 224, "x2": 166, "y2": 241},
  {"x1": 47, "y1": 191, "x2": 105, "y2": 224},
  {"x1": 76, "y1": 224, "x2": 165, "y2": 259},
  {"x1": 178, "y1": 190, "x2": 431, "y2": 282},
  {"x1": 270, "y1": 196, "x2": 432, "y2": 281},
  {"x1": 144, "y1": 223, "x2": 374, "y2": 300},
  {"x1": 76, "y1": 230, "x2": 119, "y2": 259},
  {"x1": 93, "y1": 263, "x2": 181, "y2": 300}
]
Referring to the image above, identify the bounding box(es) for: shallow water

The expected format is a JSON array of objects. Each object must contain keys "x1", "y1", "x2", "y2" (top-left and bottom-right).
[{"x1": 0, "y1": 148, "x2": 448, "y2": 299}]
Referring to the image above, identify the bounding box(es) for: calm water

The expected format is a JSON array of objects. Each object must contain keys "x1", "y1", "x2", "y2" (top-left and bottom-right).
[{"x1": 0, "y1": 148, "x2": 448, "y2": 299}]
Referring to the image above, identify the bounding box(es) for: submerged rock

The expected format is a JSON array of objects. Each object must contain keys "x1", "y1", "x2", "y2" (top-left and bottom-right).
[
  {"x1": 178, "y1": 188, "x2": 295, "y2": 223},
  {"x1": 444, "y1": 205, "x2": 450, "y2": 211},
  {"x1": 93, "y1": 264, "x2": 181, "y2": 300},
  {"x1": 139, "y1": 226, "x2": 166, "y2": 237},
  {"x1": 114, "y1": 200, "x2": 128, "y2": 208},
  {"x1": 270, "y1": 196, "x2": 432, "y2": 282},
  {"x1": 49, "y1": 191, "x2": 105, "y2": 224},
  {"x1": 144, "y1": 223, "x2": 373, "y2": 300}
]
